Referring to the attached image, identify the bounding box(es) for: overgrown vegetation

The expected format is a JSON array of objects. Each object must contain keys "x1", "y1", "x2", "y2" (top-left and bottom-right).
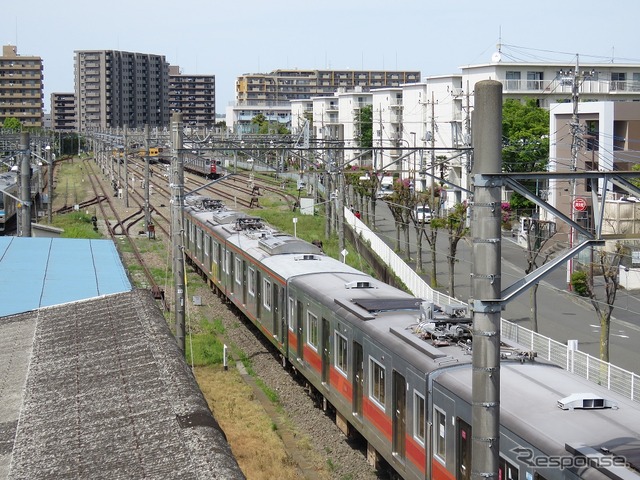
[{"x1": 186, "y1": 318, "x2": 226, "y2": 366}]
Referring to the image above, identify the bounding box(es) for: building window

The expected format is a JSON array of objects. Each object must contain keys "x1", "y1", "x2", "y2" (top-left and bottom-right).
[
  {"x1": 414, "y1": 391, "x2": 426, "y2": 445},
  {"x1": 527, "y1": 71, "x2": 543, "y2": 90},
  {"x1": 611, "y1": 72, "x2": 627, "y2": 91},
  {"x1": 586, "y1": 120, "x2": 599, "y2": 151},
  {"x1": 307, "y1": 312, "x2": 318, "y2": 350},
  {"x1": 248, "y1": 267, "x2": 255, "y2": 296},
  {"x1": 434, "y1": 407, "x2": 446, "y2": 463},
  {"x1": 334, "y1": 332, "x2": 348, "y2": 375},
  {"x1": 369, "y1": 357, "x2": 385, "y2": 409},
  {"x1": 263, "y1": 278, "x2": 272, "y2": 310},
  {"x1": 633, "y1": 72, "x2": 640, "y2": 92},
  {"x1": 505, "y1": 71, "x2": 521, "y2": 90}
]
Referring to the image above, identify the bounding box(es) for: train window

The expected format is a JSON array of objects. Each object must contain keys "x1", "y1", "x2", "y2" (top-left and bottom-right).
[
  {"x1": 204, "y1": 235, "x2": 209, "y2": 256},
  {"x1": 212, "y1": 243, "x2": 219, "y2": 265},
  {"x1": 334, "y1": 332, "x2": 348, "y2": 376},
  {"x1": 413, "y1": 391, "x2": 425, "y2": 445},
  {"x1": 434, "y1": 407, "x2": 446, "y2": 463},
  {"x1": 196, "y1": 228, "x2": 202, "y2": 252},
  {"x1": 263, "y1": 278, "x2": 272, "y2": 311},
  {"x1": 288, "y1": 297, "x2": 295, "y2": 331},
  {"x1": 306, "y1": 312, "x2": 318, "y2": 350},
  {"x1": 369, "y1": 358, "x2": 386, "y2": 409},
  {"x1": 224, "y1": 250, "x2": 231, "y2": 274},
  {"x1": 234, "y1": 258, "x2": 242, "y2": 285},
  {"x1": 248, "y1": 268, "x2": 255, "y2": 296},
  {"x1": 499, "y1": 457, "x2": 519, "y2": 480}
]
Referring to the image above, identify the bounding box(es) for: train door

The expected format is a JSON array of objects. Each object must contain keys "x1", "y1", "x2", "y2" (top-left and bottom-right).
[
  {"x1": 392, "y1": 370, "x2": 406, "y2": 459},
  {"x1": 321, "y1": 318, "x2": 330, "y2": 384},
  {"x1": 296, "y1": 300, "x2": 304, "y2": 360},
  {"x1": 457, "y1": 418, "x2": 471, "y2": 480},
  {"x1": 353, "y1": 341, "x2": 363, "y2": 418}
]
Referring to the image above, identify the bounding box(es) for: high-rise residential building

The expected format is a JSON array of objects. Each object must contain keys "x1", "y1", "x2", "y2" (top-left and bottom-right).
[
  {"x1": 50, "y1": 93, "x2": 76, "y2": 131},
  {"x1": 74, "y1": 50, "x2": 170, "y2": 131},
  {"x1": 236, "y1": 69, "x2": 420, "y2": 105},
  {"x1": 0, "y1": 45, "x2": 44, "y2": 128},
  {"x1": 169, "y1": 66, "x2": 216, "y2": 127},
  {"x1": 227, "y1": 69, "x2": 421, "y2": 133}
]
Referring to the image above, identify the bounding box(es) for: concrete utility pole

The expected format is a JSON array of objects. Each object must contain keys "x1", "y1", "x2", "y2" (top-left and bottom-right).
[
  {"x1": 470, "y1": 80, "x2": 503, "y2": 480},
  {"x1": 171, "y1": 113, "x2": 186, "y2": 354},
  {"x1": 430, "y1": 91, "x2": 436, "y2": 209},
  {"x1": 568, "y1": 55, "x2": 581, "y2": 288},
  {"x1": 144, "y1": 124, "x2": 152, "y2": 233},
  {"x1": 19, "y1": 132, "x2": 31, "y2": 237},
  {"x1": 47, "y1": 144, "x2": 53, "y2": 224},
  {"x1": 123, "y1": 125, "x2": 129, "y2": 208}
]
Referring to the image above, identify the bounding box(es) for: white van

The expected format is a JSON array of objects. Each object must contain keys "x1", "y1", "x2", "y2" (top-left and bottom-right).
[{"x1": 376, "y1": 176, "x2": 394, "y2": 198}]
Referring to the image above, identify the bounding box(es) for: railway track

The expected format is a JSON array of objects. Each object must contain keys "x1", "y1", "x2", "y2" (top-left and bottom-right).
[{"x1": 83, "y1": 158, "x2": 169, "y2": 309}]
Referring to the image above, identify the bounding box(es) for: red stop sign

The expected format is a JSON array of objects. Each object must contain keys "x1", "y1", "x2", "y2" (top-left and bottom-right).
[{"x1": 573, "y1": 197, "x2": 587, "y2": 211}]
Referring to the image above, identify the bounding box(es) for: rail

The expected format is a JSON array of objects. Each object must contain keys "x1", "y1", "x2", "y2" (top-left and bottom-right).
[{"x1": 346, "y1": 209, "x2": 640, "y2": 403}]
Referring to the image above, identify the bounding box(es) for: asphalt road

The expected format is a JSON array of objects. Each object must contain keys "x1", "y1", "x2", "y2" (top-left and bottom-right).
[{"x1": 372, "y1": 203, "x2": 640, "y2": 374}]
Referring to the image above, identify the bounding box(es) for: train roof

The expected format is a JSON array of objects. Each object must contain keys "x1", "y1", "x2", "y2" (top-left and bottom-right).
[
  {"x1": 290, "y1": 272, "x2": 480, "y2": 371},
  {"x1": 0, "y1": 170, "x2": 17, "y2": 192},
  {"x1": 438, "y1": 362, "x2": 640, "y2": 478}
]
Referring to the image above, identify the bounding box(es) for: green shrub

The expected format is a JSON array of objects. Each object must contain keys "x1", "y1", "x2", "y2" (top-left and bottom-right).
[{"x1": 570, "y1": 270, "x2": 590, "y2": 297}]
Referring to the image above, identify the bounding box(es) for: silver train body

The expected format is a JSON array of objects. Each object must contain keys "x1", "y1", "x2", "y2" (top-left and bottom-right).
[
  {"x1": 0, "y1": 171, "x2": 18, "y2": 233},
  {"x1": 182, "y1": 193, "x2": 640, "y2": 480}
]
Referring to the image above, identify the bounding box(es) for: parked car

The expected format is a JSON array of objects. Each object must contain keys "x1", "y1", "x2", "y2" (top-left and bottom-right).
[
  {"x1": 415, "y1": 205, "x2": 432, "y2": 223},
  {"x1": 376, "y1": 176, "x2": 394, "y2": 199}
]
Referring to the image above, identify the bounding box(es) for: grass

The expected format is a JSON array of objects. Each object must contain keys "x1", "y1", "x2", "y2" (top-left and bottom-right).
[
  {"x1": 185, "y1": 318, "x2": 226, "y2": 367},
  {"x1": 52, "y1": 211, "x2": 102, "y2": 239},
  {"x1": 194, "y1": 367, "x2": 310, "y2": 480}
]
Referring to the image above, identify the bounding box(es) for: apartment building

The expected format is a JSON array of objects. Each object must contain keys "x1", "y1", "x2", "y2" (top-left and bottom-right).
[
  {"x1": 50, "y1": 93, "x2": 76, "y2": 131},
  {"x1": 75, "y1": 50, "x2": 170, "y2": 131},
  {"x1": 0, "y1": 45, "x2": 44, "y2": 128},
  {"x1": 461, "y1": 57, "x2": 640, "y2": 108},
  {"x1": 549, "y1": 101, "x2": 640, "y2": 234},
  {"x1": 169, "y1": 66, "x2": 215, "y2": 127},
  {"x1": 228, "y1": 69, "x2": 420, "y2": 133}
]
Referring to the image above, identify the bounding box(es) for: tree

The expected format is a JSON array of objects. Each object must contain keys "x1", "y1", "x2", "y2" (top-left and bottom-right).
[
  {"x1": 251, "y1": 113, "x2": 289, "y2": 134},
  {"x1": 3, "y1": 117, "x2": 21, "y2": 131},
  {"x1": 443, "y1": 202, "x2": 469, "y2": 299},
  {"x1": 502, "y1": 99, "x2": 550, "y2": 211},
  {"x1": 522, "y1": 218, "x2": 556, "y2": 332},
  {"x1": 570, "y1": 243, "x2": 624, "y2": 363},
  {"x1": 355, "y1": 105, "x2": 373, "y2": 149}
]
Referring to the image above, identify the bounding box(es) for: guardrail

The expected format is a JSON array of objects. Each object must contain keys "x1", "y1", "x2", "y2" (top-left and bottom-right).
[{"x1": 347, "y1": 209, "x2": 640, "y2": 403}]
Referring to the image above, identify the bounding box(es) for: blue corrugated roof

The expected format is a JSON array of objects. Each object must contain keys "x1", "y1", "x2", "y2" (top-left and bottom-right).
[{"x1": 0, "y1": 237, "x2": 132, "y2": 317}]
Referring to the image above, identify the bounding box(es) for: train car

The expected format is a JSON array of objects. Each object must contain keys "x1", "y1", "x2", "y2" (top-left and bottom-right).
[
  {"x1": 0, "y1": 171, "x2": 18, "y2": 234},
  {"x1": 155, "y1": 151, "x2": 222, "y2": 179},
  {"x1": 181, "y1": 193, "x2": 640, "y2": 480}
]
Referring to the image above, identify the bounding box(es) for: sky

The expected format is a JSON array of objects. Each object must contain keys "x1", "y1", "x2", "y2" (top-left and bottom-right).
[{"x1": 3, "y1": 0, "x2": 640, "y2": 114}]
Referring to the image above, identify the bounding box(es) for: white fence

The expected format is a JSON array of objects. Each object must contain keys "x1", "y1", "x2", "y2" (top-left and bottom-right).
[{"x1": 347, "y1": 209, "x2": 640, "y2": 403}]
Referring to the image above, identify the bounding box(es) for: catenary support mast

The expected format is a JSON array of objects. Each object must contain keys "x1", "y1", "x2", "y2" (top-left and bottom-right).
[
  {"x1": 470, "y1": 80, "x2": 503, "y2": 480},
  {"x1": 171, "y1": 113, "x2": 186, "y2": 353}
]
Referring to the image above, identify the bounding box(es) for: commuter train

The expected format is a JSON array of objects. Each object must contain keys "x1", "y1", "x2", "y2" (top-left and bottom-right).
[
  {"x1": 182, "y1": 193, "x2": 640, "y2": 480},
  {"x1": 155, "y1": 151, "x2": 222, "y2": 179},
  {"x1": 0, "y1": 171, "x2": 18, "y2": 234}
]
